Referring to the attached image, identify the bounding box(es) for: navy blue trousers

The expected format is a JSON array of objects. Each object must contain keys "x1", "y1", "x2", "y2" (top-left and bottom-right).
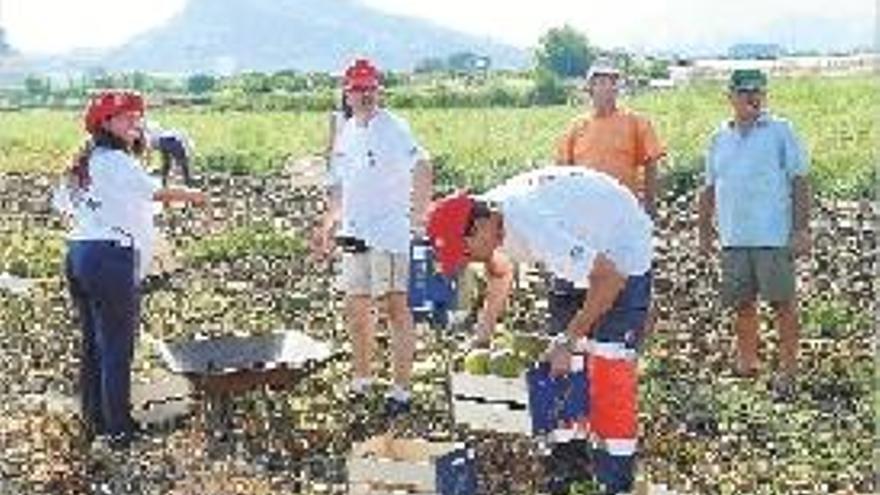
[{"x1": 65, "y1": 241, "x2": 140, "y2": 437}]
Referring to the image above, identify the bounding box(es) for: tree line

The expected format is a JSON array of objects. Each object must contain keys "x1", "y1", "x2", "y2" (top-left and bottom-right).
[{"x1": 4, "y1": 25, "x2": 672, "y2": 111}]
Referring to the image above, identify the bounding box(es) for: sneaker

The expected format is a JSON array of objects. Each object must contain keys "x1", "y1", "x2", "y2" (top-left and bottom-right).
[
  {"x1": 349, "y1": 377, "x2": 375, "y2": 396},
  {"x1": 141, "y1": 273, "x2": 172, "y2": 294},
  {"x1": 81, "y1": 417, "x2": 105, "y2": 444},
  {"x1": 102, "y1": 426, "x2": 143, "y2": 451},
  {"x1": 347, "y1": 388, "x2": 374, "y2": 417}
]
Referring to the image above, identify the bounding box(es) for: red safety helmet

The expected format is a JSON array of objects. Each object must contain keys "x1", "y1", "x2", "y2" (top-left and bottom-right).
[
  {"x1": 426, "y1": 191, "x2": 476, "y2": 276},
  {"x1": 343, "y1": 58, "x2": 381, "y2": 91},
  {"x1": 83, "y1": 89, "x2": 145, "y2": 134}
]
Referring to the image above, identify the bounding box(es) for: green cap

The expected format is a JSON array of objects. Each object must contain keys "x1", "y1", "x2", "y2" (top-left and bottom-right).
[{"x1": 729, "y1": 69, "x2": 767, "y2": 91}]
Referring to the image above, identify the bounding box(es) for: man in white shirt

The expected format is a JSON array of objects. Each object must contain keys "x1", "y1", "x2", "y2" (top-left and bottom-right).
[
  {"x1": 312, "y1": 58, "x2": 432, "y2": 417},
  {"x1": 426, "y1": 166, "x2": 652, "y2": 494}
]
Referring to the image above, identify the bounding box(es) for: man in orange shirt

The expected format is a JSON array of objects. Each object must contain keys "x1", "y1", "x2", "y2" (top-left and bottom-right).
[
  {"x1": 555, "y1": 59, "x2": 665, "y2": 217},
  {"x1": 552, "y1": 57, "x2": 665, "y2": 337}
]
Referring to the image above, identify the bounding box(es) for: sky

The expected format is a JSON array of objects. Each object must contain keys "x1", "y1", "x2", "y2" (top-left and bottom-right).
[
  {"x1": 2, "y1": 0, "x2": 186, "y2": 54},
  {"x1": 1, "y1": 0, "x2": 873, "y2": 55}
]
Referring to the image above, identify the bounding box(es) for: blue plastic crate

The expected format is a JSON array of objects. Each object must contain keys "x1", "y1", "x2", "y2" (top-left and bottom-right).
[
  {"x1": 435, "y1": 447, "x2": 478, "y2": 495},
  {"x1": 409, "y1": 238, "x2": 458, "y2": 328},
  {"x1": 526, "y1": 362, "x2": 589, "y2": 435}
]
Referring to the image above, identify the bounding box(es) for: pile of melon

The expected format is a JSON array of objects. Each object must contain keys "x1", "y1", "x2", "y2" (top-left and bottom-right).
[{"x1": 460, "y1": 330, "x2": 550, "y2": 378}]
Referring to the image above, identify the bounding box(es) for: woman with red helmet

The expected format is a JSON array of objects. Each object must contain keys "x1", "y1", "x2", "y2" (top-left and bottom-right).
[{"x1": 55, "y1": 89, "x2": 207, "y2": 449}]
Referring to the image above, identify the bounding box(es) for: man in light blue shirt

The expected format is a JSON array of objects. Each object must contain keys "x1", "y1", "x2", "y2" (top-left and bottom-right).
[{"x1": 698, "y1": 69, "x2": 811, "y2": 401}]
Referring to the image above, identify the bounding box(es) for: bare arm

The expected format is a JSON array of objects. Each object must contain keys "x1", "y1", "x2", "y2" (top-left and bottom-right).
[
  {"x1": 642, "y1": 158, "x2": 659, "y2": 219},
  {"x1": 791, "y1": 175, "x2": 811, "y2": 255},
  {"x1": 321, "y1": 185, "x2": 342, "y2": 232},
  {"x1": 554, "y1": 129, "x2": 575, "y2": 165},
  {"x1": 310, "y1": 185, "x2": 341, "y2": 259},
  {"x1": 564, "y1": 253, "x2": 627, "y2": 340},
  {"x1": 325, "y1": 113, "x2": 338, "y2": 158},
  {"x1": 548, "y1": 253, "x2": 626, "y2": 375},
  {"x1": 475, "y1": 251, "x2": 515, "y2": 344},
  {"x1": 792, "y1": 176, "x2": 810, "y2": 233},
  {"x1": 697, "y1": 185, "x2": 716, "y2": 252},
  {"x1": 411, "y1": 158, "x2": 433, "y2": 235}
]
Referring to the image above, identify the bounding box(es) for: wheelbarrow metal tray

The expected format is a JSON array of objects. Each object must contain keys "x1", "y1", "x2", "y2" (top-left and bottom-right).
[
  {"x1": 156, "y1": 330, "x2": 338, "y2": 395},
  {"x1": 158, "y1": 330, "x2": 334, "y2": 375}
]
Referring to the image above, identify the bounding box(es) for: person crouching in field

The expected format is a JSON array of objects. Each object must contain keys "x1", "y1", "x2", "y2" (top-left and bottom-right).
[
  {"x1": 54, "y1": 90, "x2": 206, "y2": 449},
  {"x1": 142, "y1": 120, "x2": 196, "y2": 187},
  {"x1": 311, "y1": 59, "x2": 433, "y2": 417},
  {"x1": 426, "y1": 166, "x2": 653, "y2": 494}
]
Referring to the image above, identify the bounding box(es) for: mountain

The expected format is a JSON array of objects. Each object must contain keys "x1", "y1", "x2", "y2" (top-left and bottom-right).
[
  {"x1": 14, "y1": 0, "x2": 529, "y2": 76},
  {"x1": 0, "y1": 27, "x2": 10, "y2": 56},
  {"x1": 2, "y1": 1, "x2": 871, "y2": 80}
]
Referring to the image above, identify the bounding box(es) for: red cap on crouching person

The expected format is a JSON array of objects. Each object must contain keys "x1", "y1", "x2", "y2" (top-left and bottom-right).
[
  {"x1": 426, "y1": 191, "x2": 475, "y2": 276},
  {"x1": 343, "y1": 58, "x2": 381, "y2": 91},
  {"x1": 83, "y1": 89, "x2": 145, "y2": 134}
]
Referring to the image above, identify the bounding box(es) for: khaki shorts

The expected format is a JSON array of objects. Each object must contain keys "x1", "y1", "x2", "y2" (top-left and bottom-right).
[
  {"x1": 721, "y1": 247, "x2": 795, "y2": 307},
  {"x1": 340, "y1": 250, "x2": 410, "y2": 297}
]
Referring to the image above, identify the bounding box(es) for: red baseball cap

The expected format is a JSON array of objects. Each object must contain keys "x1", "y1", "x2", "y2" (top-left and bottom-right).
[
  {"x1": 426, "y1": 191, "x2": 475, "y2": 276},
  {"x1": 343, "y1": 58, "x2": 380, "y2": 91},
  {"x1": 84, "y1": 89, "x2": 145, "y2": 134}
]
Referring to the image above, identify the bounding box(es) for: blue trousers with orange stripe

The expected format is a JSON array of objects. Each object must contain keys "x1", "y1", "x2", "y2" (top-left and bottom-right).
[{"x1": 546, "y1": 272, "x2": 651, "y2": 494}]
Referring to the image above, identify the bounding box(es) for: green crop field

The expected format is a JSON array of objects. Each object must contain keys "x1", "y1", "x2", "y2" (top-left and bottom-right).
[
  {"x1": 0, "y1": 75, "x2": 876, "y2": 197},
  {"x1": 0, "y1": 73, "x2": 876, "y2": 495}
]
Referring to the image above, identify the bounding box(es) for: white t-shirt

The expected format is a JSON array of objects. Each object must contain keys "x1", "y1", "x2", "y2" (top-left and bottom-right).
[
  {"x1": 61, "y1": 148, "x2": 160, "y2": 280},
  {"x1": 328, "y1": 109, "x2": 428, "y2": 254},
  {"x1": 483, "y1": 166, "x2": 653, "y2": 288}
]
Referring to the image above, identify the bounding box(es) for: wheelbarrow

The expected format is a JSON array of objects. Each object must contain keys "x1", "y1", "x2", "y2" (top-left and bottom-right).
[
  {"x1": 155, "y1": 330, "x2": 338, "y2": 395},
  {"x1": 153, "y1": 330, "x2": 344, "y2": 458}
]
